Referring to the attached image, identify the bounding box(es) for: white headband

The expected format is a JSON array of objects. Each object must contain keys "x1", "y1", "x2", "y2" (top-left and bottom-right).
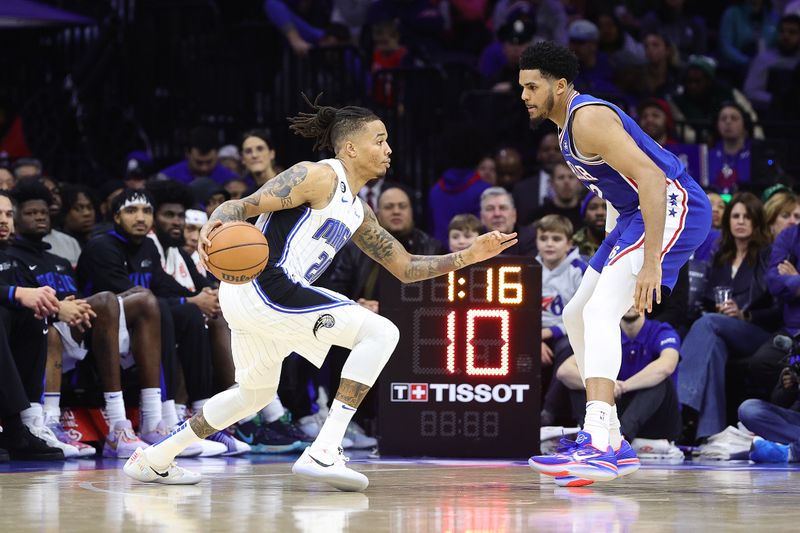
[
  {"x1": 116, "y1": 192, "x2": 152, "y2": 213},
  {"x1": 185, "y1": 209, "x2": 208, "y2": 226}
]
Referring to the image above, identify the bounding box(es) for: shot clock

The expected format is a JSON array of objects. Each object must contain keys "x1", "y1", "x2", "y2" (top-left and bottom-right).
[{"x1": 379, "y1": 256, "x2": 541, "y2": 458}]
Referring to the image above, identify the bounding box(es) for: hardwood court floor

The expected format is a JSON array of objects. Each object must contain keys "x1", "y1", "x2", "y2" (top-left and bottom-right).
[{"x1": 2, "y1": 455, "x2": 799, "y2": 532}]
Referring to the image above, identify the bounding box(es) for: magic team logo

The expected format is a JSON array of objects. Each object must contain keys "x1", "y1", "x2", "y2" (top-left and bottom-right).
[
  {"x1": 313, "y1": 313, "x2": 336, "y2": 338},
  {"x1": 340, "y1": 182, "x2": 346, "y2": 193}
]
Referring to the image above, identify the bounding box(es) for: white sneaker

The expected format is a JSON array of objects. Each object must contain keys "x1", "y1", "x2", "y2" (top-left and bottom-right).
[
  {"x1": 123, "y1": 447, "x2": 201, "y2": 485},
  {"x1": 27, "y1": 416, "x2": 80, "y2": 459},
  {"x1": 631, "y1": 438, "x2": 684, "y2": 463},
  {"x1": 194, "y1": 438, "x2": 228, "y2": 457},
  {"x1": 292, "y1": 446, "x2": 369, "y2": 492},
  {"x1": 139, "y1": 420, "x2": 202, "y2": 458},
  {"x1": 344, "y1": 422, "x2": 378, "y2": 450}
]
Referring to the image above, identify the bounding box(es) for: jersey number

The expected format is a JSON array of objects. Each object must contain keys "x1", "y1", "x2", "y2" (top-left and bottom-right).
[
  {"x1": 304, "y1": 252, "x2": 331, "y2": 283},
  {"x1": 566, "y1": 161, "x2": 604, "y2": 199}
]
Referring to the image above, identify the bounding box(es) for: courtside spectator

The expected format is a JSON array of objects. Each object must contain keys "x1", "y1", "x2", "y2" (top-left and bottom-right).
[{"x1": 158, "y1": 127, "x2": 237, "y2": 186}]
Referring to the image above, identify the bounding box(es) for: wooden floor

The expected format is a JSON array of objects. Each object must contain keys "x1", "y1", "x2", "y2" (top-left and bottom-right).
[{"x1": 2, "y1": 455, "x2": 799, "y2": 532}]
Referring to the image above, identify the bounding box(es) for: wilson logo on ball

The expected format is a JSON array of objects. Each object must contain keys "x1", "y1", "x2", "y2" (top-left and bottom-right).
[{"x1": 206, "y1": 221, "x2": 269, "y2": 284}]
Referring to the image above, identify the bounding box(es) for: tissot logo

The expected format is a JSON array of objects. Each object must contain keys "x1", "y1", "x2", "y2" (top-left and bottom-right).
[{"x1": 391, "y1": 383, "x2": 530, "y2": 403}]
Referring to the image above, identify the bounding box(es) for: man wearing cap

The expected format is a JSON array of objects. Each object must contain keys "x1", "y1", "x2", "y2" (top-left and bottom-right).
[
  {"x1": 637, "y1": 98, "x2": 704, "y2": 181},
  {"x1": 123, "y1": 152, "x2": 152, "y2": 190},
  {"x1": 479, "y1": 15, "x2": 536, "y2": 90},
  {"x1": 568, "y1": 19, "x2": 617, "y2": 96},
  {"x1": 158, "y1": 127, "x2": 237, "y2": 186},
  {"x1": 12, "y1": 158, "x2": 42, "y2": 180},
  {"x1": 218, "y1": 145, "x2": 243, "y2": 177},
  {"x1": 671, "y1": 55, "x2": 758, "y2": 140}
]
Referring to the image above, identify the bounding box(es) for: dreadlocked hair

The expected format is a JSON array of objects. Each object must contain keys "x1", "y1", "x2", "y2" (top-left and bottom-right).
[{"x1": 287, "y1": 93, "x2": 379, "y2": 152}]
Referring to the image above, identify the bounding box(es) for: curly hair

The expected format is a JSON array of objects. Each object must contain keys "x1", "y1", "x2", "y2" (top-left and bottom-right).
[
  {"x1": 287, "y1": 93, "x2": 379, "y2": 152},
  {"x1": 519, "y1": 41, "x2": 580, "y2": 83},
  {"x1": 146, "y1": 179, "x2": 195, "y2": 210},
  {"x1": 10, "y1": 178, "x2": 53, "y2": 208}
]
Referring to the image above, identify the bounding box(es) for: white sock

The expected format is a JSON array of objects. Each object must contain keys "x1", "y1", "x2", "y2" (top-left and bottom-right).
[
  {"x1": 192, "y1": 399, "x2": 207, "y2": 412},
  {"x1": 139, "y1": 388, "x2": 162, "y2": 434},
  {"x1": 260, "y1": 397, "x2": 285, "y2": 424},
  {"x1": 162, "y1": 400, "x2": 179, "y2": 428},
  {"x1": 103, "y1": 391, "x2": 126, "y2": 428},
  {"x1": 21, "y1": 403, "x2": 43, "y2": 428},
  {"x1": 43, "y1": 393, "x2": 61, "y2": 425},
  {"x1": 583, "y1": 400, "x2": 612, "y2": 451},
  {"x1": 312, "y1": 399, "x2": 356, "y2": 452},
  {"x1": 144, "y1": 420, "x2": 201, "y2": 470},
  {"x1": 609, "y1": 404, "x2": 622, "y2": 450}
]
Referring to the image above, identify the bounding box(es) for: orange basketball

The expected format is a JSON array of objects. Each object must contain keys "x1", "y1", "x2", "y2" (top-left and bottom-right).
[{"x1": 206, "y1": 221, "x2": 269, "y2": 284}]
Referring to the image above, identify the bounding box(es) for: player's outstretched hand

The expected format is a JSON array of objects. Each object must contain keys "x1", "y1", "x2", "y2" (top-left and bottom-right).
[
  {"x1": 467, "y1": 231, "x2": 517, "y2": 262},
  {"x1": 198, "y1": 219, "x2": 223, "y2": 269},
  {"x1": 635, "y1": 261, "x2": 662, "y2": 314}
]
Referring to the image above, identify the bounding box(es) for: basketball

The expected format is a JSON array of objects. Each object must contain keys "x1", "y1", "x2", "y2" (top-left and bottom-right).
[{"x1": 205, "y1": 221, "x2": 269, "y2": 284}]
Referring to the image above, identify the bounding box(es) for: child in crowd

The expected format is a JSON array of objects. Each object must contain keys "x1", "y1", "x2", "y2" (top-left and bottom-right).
[{"x1": 447, "y1": 213, "x2": 482, "y2": 252}]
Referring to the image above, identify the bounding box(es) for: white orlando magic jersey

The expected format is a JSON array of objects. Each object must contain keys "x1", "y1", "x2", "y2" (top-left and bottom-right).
[{"x1": 254, "y1": 158, "x2": 365, "y2": 286}]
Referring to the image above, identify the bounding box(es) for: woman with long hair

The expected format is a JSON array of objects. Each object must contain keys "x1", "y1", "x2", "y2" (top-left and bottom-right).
[{"x1": 677, "y1": 192, "x2": 779, "y2": 441}]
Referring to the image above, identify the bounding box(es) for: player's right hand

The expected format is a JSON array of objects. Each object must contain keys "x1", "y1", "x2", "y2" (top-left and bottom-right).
[
  {"x1": 14, "y1": 286, "x2": 60, "y2": 319},
  {"x1": 198, "y1": 219, "x2": 223, "y2": 269}
]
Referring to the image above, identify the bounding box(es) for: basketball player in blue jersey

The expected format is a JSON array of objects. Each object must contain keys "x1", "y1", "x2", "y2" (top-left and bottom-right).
[
  {"x1": 123, "y1": 95, "x2": 518, "y2": 489},
  {"x1": 522, "y1": 42, "x2": 711, "y2": 483}
]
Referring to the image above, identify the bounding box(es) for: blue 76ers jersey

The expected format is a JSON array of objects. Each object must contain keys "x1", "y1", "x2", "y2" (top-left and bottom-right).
[{"x1": 559, "y1": 93, "x2": 688, "y2": 216}]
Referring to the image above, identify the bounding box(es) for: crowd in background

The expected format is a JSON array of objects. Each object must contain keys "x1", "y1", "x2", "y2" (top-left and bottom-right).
[{"x1": 1, "y1": 0, "x2": 800, "y2": 463}]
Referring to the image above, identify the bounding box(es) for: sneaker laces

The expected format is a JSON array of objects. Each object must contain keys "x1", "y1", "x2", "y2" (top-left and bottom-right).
[{"x1": 556, "y1": 437, "x2": 579, "y2": 453}]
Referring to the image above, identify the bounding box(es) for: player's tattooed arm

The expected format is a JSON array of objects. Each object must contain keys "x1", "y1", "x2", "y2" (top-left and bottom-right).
[
  {"x1": 188, "y1": 409, "x2": 219, "y2": 439},
  {"x1": 352, "y1": 201, "x2": 517, "y2": 283},
  {"x1": 335, "y1": 378, "x2": 371, "y2": 408},
  {"x1": 207, "y1": 162, "x2": 334, "y2": 225}
]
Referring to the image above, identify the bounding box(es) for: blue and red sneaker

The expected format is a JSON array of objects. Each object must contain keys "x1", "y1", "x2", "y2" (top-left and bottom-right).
[
  {"x1": 553, "y1": 439, "x2": 640, "y2": 486},
  {"x1": 528, "y1": 431, "x2": 618, "y2": 482}
]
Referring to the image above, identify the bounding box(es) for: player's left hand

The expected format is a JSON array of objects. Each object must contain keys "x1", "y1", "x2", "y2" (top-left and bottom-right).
[
  {"x1": 466, "y1": 231, "x2": 517, "y2": 262},
  {"x1": 635, "y1": 261, "x2": 662, "y2": 314}
]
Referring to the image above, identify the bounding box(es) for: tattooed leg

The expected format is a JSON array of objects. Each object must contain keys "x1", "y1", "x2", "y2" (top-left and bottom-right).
[
  {"x1": 188, "y1": 409, "x2": 220, "y2": 439},
  {"x1": 334, "y1": 378, "x2": 372, "y2": 409}
]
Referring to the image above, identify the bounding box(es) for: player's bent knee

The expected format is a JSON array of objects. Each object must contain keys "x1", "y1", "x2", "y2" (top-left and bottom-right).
[{"x1": 358, "y1": 312, "x2": 400, "y2": 349}]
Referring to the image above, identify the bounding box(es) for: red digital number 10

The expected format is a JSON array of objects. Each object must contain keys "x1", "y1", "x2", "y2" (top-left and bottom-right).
[{"x1": 446, "y1": 309, "x2": 510, "y2": 376}]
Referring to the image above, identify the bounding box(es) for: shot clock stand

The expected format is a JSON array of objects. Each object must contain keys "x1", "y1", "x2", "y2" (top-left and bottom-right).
[{"x1": 377, "y1": 256, "x2": 541, "y2": 458}]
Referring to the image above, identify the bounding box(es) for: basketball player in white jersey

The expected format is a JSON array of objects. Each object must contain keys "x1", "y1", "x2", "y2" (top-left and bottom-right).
[{"x1": 124, "y1": 95, "x2": 517, "y2": 490}]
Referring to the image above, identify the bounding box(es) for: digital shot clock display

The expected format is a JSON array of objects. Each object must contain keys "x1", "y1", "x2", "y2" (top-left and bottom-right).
[{"x1": 378, "y1": 256, "x2": 542, "y2": 458}]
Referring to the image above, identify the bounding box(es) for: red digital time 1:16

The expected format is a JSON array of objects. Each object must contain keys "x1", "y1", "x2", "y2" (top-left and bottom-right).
[{"x1": 447, "y1": 267, "x2": 524, "y2": 303}]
